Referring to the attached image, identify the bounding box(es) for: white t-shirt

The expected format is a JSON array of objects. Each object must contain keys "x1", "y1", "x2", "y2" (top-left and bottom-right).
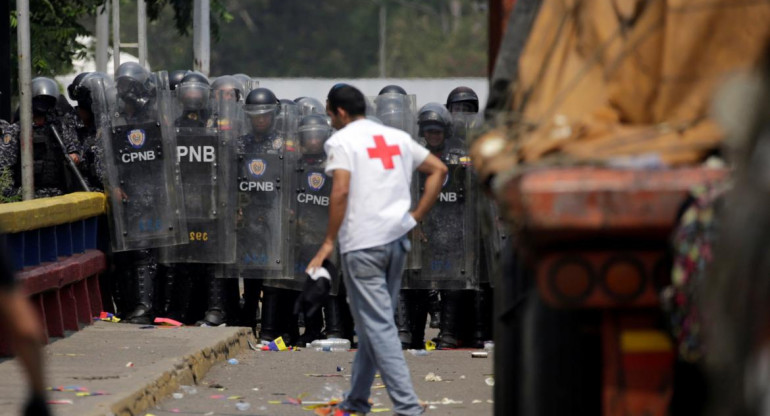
[{"x1": 324, "y1": 118, "x2": 430, "y2": 254}]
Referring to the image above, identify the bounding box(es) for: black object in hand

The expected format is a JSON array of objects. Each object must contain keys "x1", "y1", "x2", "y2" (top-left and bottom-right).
[{"x1": 294, "y1": 259, "x2": 337, "y2": 317}]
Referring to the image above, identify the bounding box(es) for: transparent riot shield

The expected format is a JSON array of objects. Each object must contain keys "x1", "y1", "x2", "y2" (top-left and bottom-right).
[
  {"x1": 404, "y1": 163, "x2": 478, "y2": 290},
  {"x1": 276, "y1": 103, "x2": 300, "y2": 154},
  {"x1": 265, "y1": 118, "x2": 341, "y2": 293},
  {"x1": 479, "y1": 198, "x2": 507, "y2": 287},
  {"x1": 159, "y1": 98, "x2": 237, "y2": 264},
  {"x1": 88, "y1": 72, "x2": 187, "y2": 252},
  {"x1": 372, "y1": 93, "x2": 418, "y2": 137},
  {"x1": 227, "y1": 107, "x2": 294, "y2": 279},
  {"x1": 451, "y1": 112, "x2": 483, "y2": 144}
]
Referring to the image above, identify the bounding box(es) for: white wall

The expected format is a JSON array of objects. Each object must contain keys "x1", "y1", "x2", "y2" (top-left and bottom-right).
[{"x1": 254, "y1": 78, "x2": 488, "y2": 110}]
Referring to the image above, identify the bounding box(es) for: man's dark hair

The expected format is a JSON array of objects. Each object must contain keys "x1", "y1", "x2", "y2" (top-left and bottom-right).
[{"x1": 327, "y1": 84, "x2": 366, "y2": 117}]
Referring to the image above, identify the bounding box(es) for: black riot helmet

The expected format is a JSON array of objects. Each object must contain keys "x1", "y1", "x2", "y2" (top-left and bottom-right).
[
  {"x1": 67, "y1": 72, "x2": 91, "y2": 101},
  {"x1": 245, "y1": 88, "x2": 279, "y2": 134},
  {"x1": 31, "y1": 77, "x2": 60, "y2": 115},
  {"x1": 378, "y1": 85, "x2": 407, "y2": 95},
  {"x1": 446, "y1": 86, "x2": 479, "y2": 114},
  {"x1": 169, "y1": 70, "x2": 189, "y2": 91},
  {"x1": 418, "y1": 102, "x2": 453, "y2": 152},
  {"x1": 72, "y1": 72, "x2": 110, "y2": 113},
  {"x1": 298, "y1": 113, "x2": 331, "y2": 155},
  {"x1": 294, "y1": 96, "x2": 325, "y2": 116},
  {"x1": 177, "y1": 72, "x2": 210, "y2": 111},
  {"x1": 115, "y1": 62, "x2": 152, "y2": 108},
  {"x1": 211, "y1": 75, "x2": 244, "y2": 102}
]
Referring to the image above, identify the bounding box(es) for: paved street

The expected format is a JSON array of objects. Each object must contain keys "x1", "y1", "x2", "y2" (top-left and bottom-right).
[{"x1": 149, "y1": 345, "x2": 494, "y2": 416}]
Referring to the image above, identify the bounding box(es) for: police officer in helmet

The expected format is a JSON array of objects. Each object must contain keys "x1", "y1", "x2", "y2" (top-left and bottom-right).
[
  {"x1": 445, "y1": 86, "x2": 479, "y2": 114},
  {"x1": 242, "y1": 88, "x2": 282, "y2": 153}
]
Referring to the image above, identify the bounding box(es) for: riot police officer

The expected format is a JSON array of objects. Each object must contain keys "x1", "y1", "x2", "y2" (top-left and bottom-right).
[
  {"x1": 0, "y1": 120, "x2": 20, "y2": 198},
  {"x1": 236, "y1": 88, "x2": 289, "y2": 342},
  {"x1": 13, "y1": 77, "x2": 83, "y2": 198},
  {"x1": 169, "y1": 70, "x2": 190, "y2": 91},
  {"x1": 446, "y1": 86, "x2": 479, "y2": 114},
  {"x1": 108, "y1": 62, "x2": 163, "y2": 324},
  {"x1": 68, "y1": 72, "x2": 111, "y2": 190},
  {"x1": 165, "y1": 72, "x2": 238, "y2": 327},
  {"x1": 294, "y1": 97, "x2": 325, "y2": 117}
]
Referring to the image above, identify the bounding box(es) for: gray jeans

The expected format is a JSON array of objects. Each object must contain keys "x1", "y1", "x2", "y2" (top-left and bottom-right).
[{"x1": 339, "y1": 235, "x2": 424, "y2": 415}]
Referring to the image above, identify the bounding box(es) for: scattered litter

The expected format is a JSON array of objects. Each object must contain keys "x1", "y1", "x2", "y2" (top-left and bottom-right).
[
  {"x1": 228, "y1": 395, "x2": 243, "y2": 400},
  {"x1": 408, "y1": 349, "x2": 430, "y2": 356},
  {"x1": 372, "y1": 384, "x2": 386, "y2": 390},
  {"x1": 125, "y1": 362, "x2": 134, "y2": 367},
  {"x1": 336, "y1": 366, "x2": 344, "y2": 372},
  {"x1": 208, "y1": 383, "x2": 225, "y2": 389},
  {"x1": 483, "y1": 341, "x2": 494, "y2": 351},
  {"x1": 154, "y1": 317, "x2": 183, "y2": 327},
  {"x1": 265, "y1": 336, "x2": 289, "y2": 351},
  {"x1": 98, "y1": 312, "x2": 120, "y2": 323},
  {"x1": 139, "y1": 325, "x2": 155, "y2": 329},
  {"x1": 75, "y1": 391, "x2": 109, "y2": 397},
  {"x1": 50, "y1": 385, "x2": 88, "y2": 392},
  {"x1": 47, "y1": 400, "x2": 74, "y2": 405},
  {"x1": 252, "y1": 387, "x2": 260, "y2": 391},
  {"x1": 441, "y1": 398, "x2": 463, "y2": 405},
  {"x1": 180, "y1": 385, "x2": 197, "y2": 395},
  {"x1": 311, "y1": 338, "x2": 350, "y2": 352},
  {"x1": 247, "y1": 339, "x2": 261, "y2": 351},
  {"x1": 472, "y1": 399, "x2": 483, "y2": 404},
  {"x1": 460, "y1": 375, "x2": 466, "y2": 380},
  {"x1": 371, "y1": 409, "x2": 391, "y2": 413},
  {"x1": 235, "y1": 400, "x2": 251, "y2": 411},
  {"x1": 485, "y1": 377, "x2": 495, "y2": 386},
  {"x1": 170, "y1": 409, "x2": 180, "y2": 413},
  {"x1": 472, "y1": 351, "x2": 488, "y2": 358},
  {"x1": 425, "y1": 372, "x2": 443, "y2": 382},
  {"x1": 227, "y1": 358, "x2": 239, "y2": 365},
  {"x1": 487, "y1": 399, "x2": 494, "y2": 404},
  {"x1": 429, "y1": 405, "x2": 437, "y2": 410},
  {"x1": 172, "y1": 393, "x2": 183, "y2": 399},
  {"x1": 209, "y1": 395, "x2": 225, "y2": 399},
  {"x1": 425, "y1": 340, "x2": 437, "y2": 351}
]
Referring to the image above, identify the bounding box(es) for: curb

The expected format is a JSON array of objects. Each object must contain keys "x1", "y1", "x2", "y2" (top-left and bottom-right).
[{"x1": 103, "y1": 328, "x2": 252, "y2": 416}]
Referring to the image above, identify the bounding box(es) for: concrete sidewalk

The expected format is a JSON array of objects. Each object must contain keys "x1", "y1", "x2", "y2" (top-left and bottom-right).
[{"x1": 0, "y1": 321, "x2": 251, "y2": 416}]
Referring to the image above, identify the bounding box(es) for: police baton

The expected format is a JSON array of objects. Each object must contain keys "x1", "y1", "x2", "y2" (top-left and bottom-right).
[{"x1": 50, "y1": 125, "x2": 90, "y2": 192}]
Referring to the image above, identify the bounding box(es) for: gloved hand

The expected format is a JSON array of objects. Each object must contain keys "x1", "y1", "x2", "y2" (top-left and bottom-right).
[
  {"x1": 294, "y1": 259, "x2": 337, "y2": 318},
  {"x1": 24, "y1": 393, "x2": 51, "y2": 416}
]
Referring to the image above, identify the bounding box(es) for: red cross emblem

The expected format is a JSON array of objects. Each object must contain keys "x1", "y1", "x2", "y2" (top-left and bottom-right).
[{"x1": 367, "y1": 135, "x2": 401, "y2": 170}]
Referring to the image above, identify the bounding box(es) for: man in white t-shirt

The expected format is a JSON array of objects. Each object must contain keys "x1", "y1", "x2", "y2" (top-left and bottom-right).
[{"x1": 307, "y1": 84, "x2": 447, "y2": 416}]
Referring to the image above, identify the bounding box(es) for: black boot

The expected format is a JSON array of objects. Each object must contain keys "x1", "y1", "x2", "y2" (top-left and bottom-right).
[
  {"x1": 428, "y1": 290, "x2": 441, "y2": 329},
  {"x1": 471, "y1": 286, "x2": 493, "y2": 348},
  {"x1": 438, "y1": 290, "x2": 461, "y2": 349},
  {"x1": 238, "y1": 279, "x2": 262, "y2": 331},
  {"x1": 324, "y1": 295, "x2": 345, "y2": 339},
  {"x1": 410, "y1": 290, "x2": 430, "y2": 349},
  {"x1": 124, "y1": 262, "x2": 157, "y2": 324},
  {"x1": 163, "y1": 264, "x2": 193, "y2": 324},
  {"x1": 259, "y1": 287, "x2": 280, "y2": 343},
  {"x1": 297, "y1": 308, "x2": 324, "y2": 347},
  {"x1": 395, "y1": 290, "x2": 412, "y2": 350},
  {"x1": 197, "y1": 272, "x2": 227, "y2": 326}
]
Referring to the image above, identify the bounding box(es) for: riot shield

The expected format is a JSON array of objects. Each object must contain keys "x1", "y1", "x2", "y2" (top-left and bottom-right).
[
  {"x1": 88, "y1": 73, "x2": 187, "y2": 252},
  {"x1": 404, "y1": 170, "x2": 423, "y2": 271},
  {"x1": 479, "y1": 198, "x2": 507, "y2": 287},
  {"x1": 227, "y1": 108, "x2": 294, "y2": 279},
  {"x1": 372, "y1": 93, "x2": 418, "y2": 137},
  {"x1": 265, "y1": 118, "x2": 341, "y2": 293},
  {"x1": 159, "y1": 98, "x2": 237, "y2": 264},
  {"x1": 276, "y1": 103, "x2": 300, "y2": 155},
  {"x1": 451, "y1": 112, "x2": 483, "y2": 144},
  {"x1": 404, "y1": 163, "x2": 478, "y2": 290}
]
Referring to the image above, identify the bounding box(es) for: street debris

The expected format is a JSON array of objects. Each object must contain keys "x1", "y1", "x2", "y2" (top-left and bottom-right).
[
  {"x1": 154, "y1": 317, "x2": 183, "y2": 327},
  {"x1": 227, "y1": 358, "x2": 239, "y2": 365},
  {"x1": 235, "y1": 400, "x2": 251, "y2": 411},
  {"x1": 425, "y1": 340, "x2": 437, "y2": 351},
  {"x1": 408, "y1": 349, "x2": 430, "y2": 356},
  {"x1": 472, "y1": 351, "x2": 488, "y2": 358},
  {"x1": 485, "y1": 377, "x2": 495, "y2": 386},
  {"x1": 171, "y1": 393, "x2": 183, "y2": 399},
  {"x1": 47, "y1": 399, "x2": 74, "y2": 405},
  {"x1": 98, "y1": 312, "x2": 120, "y2": 323},
  {"x1": 424, "y1": 372, "x2": 443, "y2": 382},
  {"x1": 125, "y1": 362, "x2": 134, "y2": 367}
]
